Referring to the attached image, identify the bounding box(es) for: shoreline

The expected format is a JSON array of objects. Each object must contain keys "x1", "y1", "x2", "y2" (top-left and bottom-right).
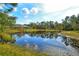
[{"x1": 60, "y1": 31, "x2": 79, "y2": 40}]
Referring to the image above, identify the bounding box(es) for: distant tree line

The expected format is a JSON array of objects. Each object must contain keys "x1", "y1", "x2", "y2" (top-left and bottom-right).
[{"x1": 25, "y1": 14, "x2": 79, "y2": 31}]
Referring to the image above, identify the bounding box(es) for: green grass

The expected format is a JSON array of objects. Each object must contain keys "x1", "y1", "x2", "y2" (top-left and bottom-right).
[
  {"x1": 1, "y1": 28, "x2": 60, "y2": 34},
  {"x1": 61, "y1": 31, "x2": 79, "y2": 39},
  {"x1": 24, "y1": 29, "x2": 60, "y2": 32},
  {"x1": 0, "y1": 43, "x2": 47, "y2": 56},
  {"x1": 0, "y1": 33, "x2": 15, "y2": 42}
]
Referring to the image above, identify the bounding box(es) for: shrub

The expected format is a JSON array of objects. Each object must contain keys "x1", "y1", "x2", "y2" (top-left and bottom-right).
[{"x1": 1, "y1": 33, "x2": 15, "y2": 43}]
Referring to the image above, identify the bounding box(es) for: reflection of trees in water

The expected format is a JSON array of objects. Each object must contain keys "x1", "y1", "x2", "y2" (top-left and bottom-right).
[
  {"x1": 26, "y1": 32, "x2": 58, "y2": 39},
  {"x1": 62, "y1": 36, "x2": 79, "y2": 47},
  {"x1": 14, "y1": 32, "x2": 79, "y2": 48},
  {"x1": 70, "y1": 39, "x2": 79, "y2": 48},
  {"x1": 16, "y1": 33, "x2": 25, "y2": 37},
  {"x1": 13, "y1": 31, "x2": 59, "y2": 39},
  {"x1": 15, "y1": 32, "x2": 79, "y2": 48},
  {"x1": 53, "y1": 34, "x2": 59, "y2": 39},
  {"x1": 62, "y1": 36, "x2": 69, "y2": 46}
]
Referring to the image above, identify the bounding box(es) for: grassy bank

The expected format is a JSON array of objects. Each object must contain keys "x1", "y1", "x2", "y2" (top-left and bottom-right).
[
  {"x1": 1, "y1": 29, "x2": 60, "y2": 34},
  {"x1": 0, "y1": 29, "x2": 48, "y2": 56},
  {"x1": 61, "y1": 31, "x2": 79, "y2": 40},
  {"x1": 24, "y1": 29, "x2": 60, "y2": 32},
  {"x1": 0, "y1": 43, "x2": 47, "y2": 56}
]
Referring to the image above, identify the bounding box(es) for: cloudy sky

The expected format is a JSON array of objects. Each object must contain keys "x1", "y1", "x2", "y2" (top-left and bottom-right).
[{"x1": 0, "y1": 0, "x2": 79, "y2": 24}]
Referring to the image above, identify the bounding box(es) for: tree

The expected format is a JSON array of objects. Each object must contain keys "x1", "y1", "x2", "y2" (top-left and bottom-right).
[
  {"x1": 62, "y1": 15, "x2": 79, "y2": 31},
  {"x1": 0, "y1": 12, "x2": 16, "y2": 32},
  {"x1": 62, "y1": 16, "x2": 72, "y2": 30},
  {"x1": 70, "y1": 15, "x2": 78, "y2": 30},
  {"x1": 76, "y1": 14, "x2": 79, "y2": 30},
  {"x1": 0, "y1": 3, "x2": 17, "y2": 32}
]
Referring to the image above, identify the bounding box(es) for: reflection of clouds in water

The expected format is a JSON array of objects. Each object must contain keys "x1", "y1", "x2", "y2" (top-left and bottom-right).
[
  {"x1": 56, "y1": 36, "x2": 63, "y2": 42},
  {"x1": 14, "y1": 33, "x2": 79, "y2": 55},
  {"x1": 43, "y1": 38, "x2": 49, "y2": 42},
  {"x1": 43, "y1": 45, "x2": 71, "y2": 56},
  {"x1": 24, "y1": 34, "x2": 31, "y2": 38},
  {"x1": 24, "y1": 43, "x2": 30, "y2": 48},
  {"x1": 24, "y1": 39, "x2": 28, "y2": 42},
  {"x1": 24, "y1": 43, "x2": 38, "y2": 50},
  {"x1": 66, "y1": 45, "x2": 79, "y2": 55}
]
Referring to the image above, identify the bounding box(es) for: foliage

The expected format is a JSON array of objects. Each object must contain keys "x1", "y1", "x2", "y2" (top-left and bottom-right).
[
  {"x1": 0, "y1": 12, "x2": 16, "y2": 32},
  {"x1": 24, "y1": 14, "x2": 79, "y2": 31},
  {"x1": 62, "y1": 15, "x2": 79, "y2": 30},
  {"x1": 0, "y1": 3, "x2": 17, "y2": 42},
  {"x1": 0, "y1": 33, "x2": 15, "y2": 43}
]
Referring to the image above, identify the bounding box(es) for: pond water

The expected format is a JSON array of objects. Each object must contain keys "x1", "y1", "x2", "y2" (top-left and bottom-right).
[{"x1": 12, "y1": 32, "x2": 79, "y2": 56}]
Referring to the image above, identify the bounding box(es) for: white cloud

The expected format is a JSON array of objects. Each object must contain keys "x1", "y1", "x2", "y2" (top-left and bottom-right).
[
  {"x1": 22, "y1": 7, "x2": 40, "y2": 15},
  {"x1": 41, "y1": 7, "x2": 79, "y2": 23},
  {"x1": 16, "y1": 19, "x2": 33, "y2": 24},
  {"x1": 63, "y1": 7, "x2": 79, "y2": 16},
  {"x1": 13, "y1": 7, "x2": 17, "y2": 12},
  {"x1": 30, "y1": 7, "x2": 39, "y2": 15},
  {"x1": 8, "y1": 13, "x2": 13, "y2": 16},
  {"x1": 24, "y1": 15, "x2": 28, "y2": 19},
  {"x1": 0, "y1": 6, "x2": 3, "y2": 9},
  {"x1": 43, "y1": 0, "x2": 79, "y2": 13},
  {"x1": 0, "y1": 4, "x2": 4, "y2": 9},
  {"x1": 22, "y1": 8, "x2": 30, "y2": 14}
]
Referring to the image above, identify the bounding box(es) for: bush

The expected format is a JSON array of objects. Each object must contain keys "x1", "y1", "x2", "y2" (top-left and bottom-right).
[{"x1": 1, "y1": 33, "x2": 15, "y2": 43}]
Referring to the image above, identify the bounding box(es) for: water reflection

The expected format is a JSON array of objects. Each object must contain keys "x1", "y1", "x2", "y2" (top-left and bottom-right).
[
  {"x1": 12, "y1": 32, "x2": 79, "y2": 56},
  {"x1": 62, "y1": 36, "x2": 79, "y2": 47},
  {"x1": 23, "y1": 32, "x2": 58, "y2": 39}
]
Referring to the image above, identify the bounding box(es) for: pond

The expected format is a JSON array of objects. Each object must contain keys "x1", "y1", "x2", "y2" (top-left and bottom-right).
[{"x1": 12, "y1": 32, "x2": 79, "y2": 56}]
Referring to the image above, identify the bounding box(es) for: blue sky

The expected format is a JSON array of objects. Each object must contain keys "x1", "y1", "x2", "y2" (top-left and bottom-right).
[
  {"x1": 9, "y1": 3, "x2": 45, "y2": 24},
  {"x1": 0, "y1": 1, "x2": 79, "y2": 24}
]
